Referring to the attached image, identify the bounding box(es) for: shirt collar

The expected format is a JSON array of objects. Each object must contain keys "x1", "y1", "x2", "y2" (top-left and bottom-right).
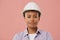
[{"x1": 23, "y1": 28, "x2": 41, "y2": 37}]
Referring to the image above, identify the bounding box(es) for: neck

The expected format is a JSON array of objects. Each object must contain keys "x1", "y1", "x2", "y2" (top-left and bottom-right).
[{"x1": 27, "y1": 27, "x2": 37, "y2": 34}]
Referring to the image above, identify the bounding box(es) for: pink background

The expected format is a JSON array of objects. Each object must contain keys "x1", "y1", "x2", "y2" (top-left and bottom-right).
[{"x1": 0, "y1": 0, "x2": 60, "y2": 40}]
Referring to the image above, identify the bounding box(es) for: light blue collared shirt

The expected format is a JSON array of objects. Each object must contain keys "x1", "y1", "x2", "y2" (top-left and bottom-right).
[{"x1": 13, "y1": 29, "x2": 52, "y2": 40}]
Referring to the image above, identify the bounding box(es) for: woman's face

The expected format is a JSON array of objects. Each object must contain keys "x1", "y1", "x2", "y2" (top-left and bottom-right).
[{"x1": 24, "y1": 11, "x2": 40, "y2": 28}]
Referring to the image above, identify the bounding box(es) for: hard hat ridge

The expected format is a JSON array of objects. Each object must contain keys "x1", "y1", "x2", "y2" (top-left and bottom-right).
[{"x1": 23, "y1": 2, "x2": 41, "y2": 13}]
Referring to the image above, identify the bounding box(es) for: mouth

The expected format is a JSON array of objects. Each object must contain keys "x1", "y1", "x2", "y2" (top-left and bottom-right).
[{"x1": 29, "y1": 22, "x2": 36, "y2": 25}]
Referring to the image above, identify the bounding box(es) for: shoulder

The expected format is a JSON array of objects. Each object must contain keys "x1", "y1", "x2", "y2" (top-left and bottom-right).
[
  {"x1": 38, "y1": 30, "x2": 52, "y2": 40},
  {"x1": 12, "y1": 32, "x2": 24, "y2": 40}
]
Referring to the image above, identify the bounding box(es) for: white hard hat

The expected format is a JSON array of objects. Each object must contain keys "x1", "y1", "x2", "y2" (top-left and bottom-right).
[{"x1": 22, "y1": 2, "x2": 41, "y2": 13}]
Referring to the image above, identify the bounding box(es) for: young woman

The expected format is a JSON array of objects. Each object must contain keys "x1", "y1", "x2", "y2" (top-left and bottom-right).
[{"x1": 13, "y1": 2, "x2": 52, "y2": 40}]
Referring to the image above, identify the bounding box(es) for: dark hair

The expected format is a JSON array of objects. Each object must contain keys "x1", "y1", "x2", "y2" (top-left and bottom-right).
[{"x1": 23, "y1": 10, "x2": 41, "y2": 17}]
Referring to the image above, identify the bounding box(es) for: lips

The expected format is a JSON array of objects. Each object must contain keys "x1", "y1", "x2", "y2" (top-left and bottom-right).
[{"x1": 29, "y1": 22, "x2": 35, "y2": 25}]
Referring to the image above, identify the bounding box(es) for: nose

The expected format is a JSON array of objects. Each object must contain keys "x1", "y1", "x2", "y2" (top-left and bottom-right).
[{"x1": 30, "y1": 17, "x2": 34, "y2": 21}]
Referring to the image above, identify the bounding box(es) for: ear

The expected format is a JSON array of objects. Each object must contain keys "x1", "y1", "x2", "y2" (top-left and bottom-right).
[
  {"x1": 24, "y1": 17, "x2": 26, "y2": 23},
  {"x1": 38, "y1": 17, "x2": 40, "y2": 21}
]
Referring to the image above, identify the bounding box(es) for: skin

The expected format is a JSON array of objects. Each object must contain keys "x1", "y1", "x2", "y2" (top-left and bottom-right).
[{"x1": 24, "y1": 11, "x2": 40, "y2": 34}]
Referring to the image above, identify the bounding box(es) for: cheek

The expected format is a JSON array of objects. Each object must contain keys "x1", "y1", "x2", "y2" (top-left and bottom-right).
[
  {"x1": 25, "y1": 18, "x2": 29, "y2": 23},
  {"x1": 35, "y1": 18, "x2": 40, "y2": 22}
]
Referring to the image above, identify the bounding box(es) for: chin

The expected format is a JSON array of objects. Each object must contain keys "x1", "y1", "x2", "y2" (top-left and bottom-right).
[{"x1": 29, "y1": 25, "x2": 37, "y2": 28}]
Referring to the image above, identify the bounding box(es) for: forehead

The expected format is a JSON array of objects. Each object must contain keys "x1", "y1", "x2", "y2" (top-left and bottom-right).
[{"x1": 25, "y1": 11, "x2": 38, "y2": 15}]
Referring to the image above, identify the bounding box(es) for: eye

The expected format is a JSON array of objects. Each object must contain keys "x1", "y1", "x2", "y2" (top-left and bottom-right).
[
  {"x1": 27, "y1": 16, "x2": 31, "y2": 18},
  {"x1": 34, "y1": 16, "x2": 37, "y2": 18}
]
